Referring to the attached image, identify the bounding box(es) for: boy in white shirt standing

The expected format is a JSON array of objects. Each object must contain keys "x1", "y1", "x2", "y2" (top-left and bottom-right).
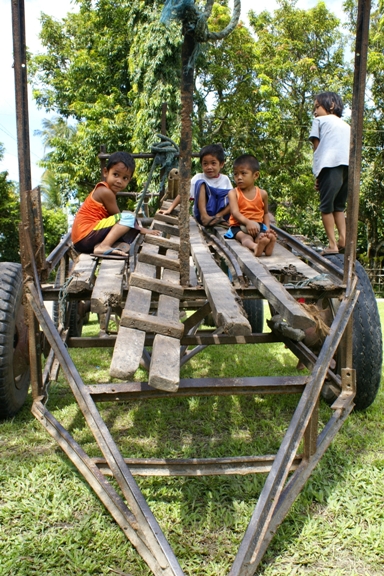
[
  {"x1": 160, "y1": 144, "x2": 232, "y2": 226},
  {"x1": 309, "y1": 91, "x2": 350, "y2": 255}
]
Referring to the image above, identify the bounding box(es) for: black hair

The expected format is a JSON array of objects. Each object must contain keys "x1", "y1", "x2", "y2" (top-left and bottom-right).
[
  {"x1": 314, "y1": 92, "x2": 344, "y2": 117},
  {"x1": 233, "y1": 154, "x2": 260, "y2": 173},
  {"x1": 106, "y1": 151, "x2": 135, "y2": 173},
  {"x1": 199, "y1": 143, "x2": 225, "y2": 163}
]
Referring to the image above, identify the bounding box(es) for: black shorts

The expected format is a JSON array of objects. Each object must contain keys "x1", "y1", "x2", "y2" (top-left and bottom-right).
[
  {"x1": 317, "y1": 165, "x2": 348, "y2": 213},
  {"x1": 73, "y1": 227, "x2": 140, "y2": 254}
]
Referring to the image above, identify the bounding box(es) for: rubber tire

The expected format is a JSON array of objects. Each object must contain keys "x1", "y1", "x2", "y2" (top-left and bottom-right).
[
  {"x1": 0, "y1": 263, "x2": 30, "y2": 419},
  {"x1": 325, "y1": 254, "x2": 382, "y2": 410},
  {"x1": 243, "y1": 299, "x2": 264, "y2": 333}
]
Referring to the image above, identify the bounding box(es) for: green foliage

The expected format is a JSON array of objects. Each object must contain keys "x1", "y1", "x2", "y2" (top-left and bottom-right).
[
  {"x1": 30, "y1": 0, "x2": 182, "y2": 202},
  {"x1": 41, "y1": 206, "x2": 68, "y2": 256},
  {"x1": 30, "y1": 0, "x2": 384, "y2": 255},
  {"x1": 0, "y1": 144, "x2": 21, "y2": 263},
  {"x1": 198, "y1": 1, "x2": 351, "y2": 236}
]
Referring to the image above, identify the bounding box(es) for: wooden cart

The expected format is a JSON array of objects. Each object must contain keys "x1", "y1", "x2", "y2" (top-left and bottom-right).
[{"x1": 1, "y1": 0, "x2": 382, "y2": 574}]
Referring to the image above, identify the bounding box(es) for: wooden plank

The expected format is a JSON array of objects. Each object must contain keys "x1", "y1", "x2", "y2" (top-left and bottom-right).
[
  {"x1": 91, "y1": 259, "x2": 126, "y2": 314},
  {"x1": 220, "y1": 237, "x2": 316, "y2": 330},
  {"x1": 130, "y1": 273, "x2": 184, "y2": 298},
  {"x1": 110, "y1": 244, "x2": 158, "y2": 379},
  {"x1": 144, "y1": 235, "x2": 180, "y2": 251},
  {"x1": 153, "y1": 221, "x2": 180, "y2": 237},
  {"x1": 138, "y1": 252, "x2": 180, "y2": 271},
  {"x1": 67, "y1": 253, "x2": 98, "y2": 293},
  {"x1": 121, "y1": 310, "x2": 184, "y2": 338},
  {"x1": 153, "y1": 213, "x2": 179, "y2": 226},
  {"x1": 148, "y1": 259, "x2": 181, "y2": 392},
  {"x1": 190, "y1": 219, "x2": 251, "y2": 335}
]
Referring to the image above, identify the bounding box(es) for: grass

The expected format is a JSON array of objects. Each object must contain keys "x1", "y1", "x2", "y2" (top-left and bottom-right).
[{"x1": 1, "y1": 303, "x2": 384, "y2": 576}]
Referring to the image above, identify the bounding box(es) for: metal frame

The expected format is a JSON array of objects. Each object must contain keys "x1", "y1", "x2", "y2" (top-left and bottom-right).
[{"x1": 10, "y1": 0, "x2": 371, "y2": 574}]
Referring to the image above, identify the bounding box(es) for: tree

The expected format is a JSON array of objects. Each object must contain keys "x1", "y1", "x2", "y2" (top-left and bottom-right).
[
  {"x1": 199, "y1": 1, "x2": 351, "y2": 238},
  {"x1": 0, "y1": 144, "x2": 21, "y2": 263},
  {"x1": 30, "y1": 0, "x2": 182, "y2": 201}
]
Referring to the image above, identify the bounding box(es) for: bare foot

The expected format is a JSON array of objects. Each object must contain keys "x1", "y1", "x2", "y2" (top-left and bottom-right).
[
  {"x1": 264, "y1": 232, "x2": 276, "y2": 256},
  {"x1": 254, "y1": 234, "x2": 270, "y2": 256}
]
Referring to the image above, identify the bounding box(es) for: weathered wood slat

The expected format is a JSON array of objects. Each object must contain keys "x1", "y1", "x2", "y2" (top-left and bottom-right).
[
  {"x1": 143, "y1": 235, "x2": 180, "y2": 251},
  {"x1": 190, "y1": 219, "x2": 251, "y2": 335},
  {"x1": 219, "y1": 236, "x2": 316, "y2": 330},
  {"x1": 153, "y1": 221, "x2": 180, "y2": 237},
  {"x1": 148, "y1": 259, "x2": 181, "y2": 392},
  {"x1": 110, "y1": 245, "x2": 159, "y2": 379},
  {"x1": 121, "y1": 310, "x2": 184, "y2": 338},
  {"x1": 130, "y1": 272, "x2": 184, "y2": 298},
  {"x1": 67, "y1": 253, "x2": 98, "y2": 293},
  {"x1": 153, "y1": 213, "x2": 179, "y2": 226},
  {"x1": 138, "y1": 252, "x2": 180, "y2": 270},
  {"x1": 91, "y1": 259, "x2": 126, "y2": 314}
]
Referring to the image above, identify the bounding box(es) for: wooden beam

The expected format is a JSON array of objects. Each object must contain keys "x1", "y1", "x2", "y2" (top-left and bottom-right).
[
  {"x1": 138, "y1": 252, "x2": 180, "y2": 271},
  {"x1": 219, "y1": 236, "x2": 316, "y2": 330},
  {"x1": 91, "y1": 258, "x2": 126, "y2": 314},
  {"x1": 190, "y1": 219, "x2": 251, "y2": 335},
  {"x1": 130, "y1": 272, "x2": 184, "y2": 299}
]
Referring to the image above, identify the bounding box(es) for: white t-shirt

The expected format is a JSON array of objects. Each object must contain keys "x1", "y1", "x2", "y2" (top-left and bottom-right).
[
  {"x1": 190, "y1": 173, "x2": 232, "y2": 199},
  {"x1": 309, "y1": 115, "x2": 350, "y2": 177}
]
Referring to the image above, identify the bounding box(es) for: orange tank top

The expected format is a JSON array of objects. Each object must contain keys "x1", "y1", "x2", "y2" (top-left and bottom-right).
[
  {"x1": 71, "y1": 182, "x2": 110, "y2": 244},
  {"x1": 229, "y1": 186, "x2": 264, "y2": 227}
]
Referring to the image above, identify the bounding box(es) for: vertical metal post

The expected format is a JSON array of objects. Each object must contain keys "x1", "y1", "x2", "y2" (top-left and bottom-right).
[
  {"x1": 342, "y1": 0, "x2": 371, "y2": 369},
  {"x1": 344, "y1": 0, "x2": 371, "y2": 274},
  {"x1": 12, "y1": 0, "x2": 44, "y2": 399},
  {"x1": 11, "y1": 0, "x2": 32, "y2": 197}
]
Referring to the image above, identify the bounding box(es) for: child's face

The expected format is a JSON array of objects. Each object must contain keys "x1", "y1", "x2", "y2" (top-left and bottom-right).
[
  {"x1": 104, "y1": 162, "x2": 133, "y2": 193},
  {"x1": 201, "y1": 154, "x2": 225, "y2": 179},
  {"x1": 313, "y1": 100, "x2": 330, "y2": 117},
  {"x1": 233, "y1": 164, "x2": 259, "y2": 189}
]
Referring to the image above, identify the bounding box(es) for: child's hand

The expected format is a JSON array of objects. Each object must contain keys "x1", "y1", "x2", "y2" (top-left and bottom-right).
[
  {"x1": 146, "y1": 229, "x2": 161, "y2": 236},
  {"x1": 246, "y1": 221, "x2": 260, "y2": 238},
  {"x1": 158, "y1": 208, "x2": 171, "y2": 215}
]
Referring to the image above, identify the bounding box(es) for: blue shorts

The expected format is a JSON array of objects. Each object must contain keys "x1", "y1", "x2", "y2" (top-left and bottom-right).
[{"x1": 224, "y1": 222, "x2": 267, "y2": 239}]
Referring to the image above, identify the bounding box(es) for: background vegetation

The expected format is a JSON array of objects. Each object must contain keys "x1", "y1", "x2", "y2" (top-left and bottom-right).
[{"x1": 1, "y1": 0, "x2": 384, "y2": 263}]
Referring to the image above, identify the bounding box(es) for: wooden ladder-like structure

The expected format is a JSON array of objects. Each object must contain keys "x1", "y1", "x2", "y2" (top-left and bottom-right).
[{"x1": 25, "y1": 201, "x2": 359, "y2": 576}]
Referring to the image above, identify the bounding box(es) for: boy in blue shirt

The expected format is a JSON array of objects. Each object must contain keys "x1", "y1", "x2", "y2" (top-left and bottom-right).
[{"x1": 160, "y1": 144, "x2": 232, "y2": 226}]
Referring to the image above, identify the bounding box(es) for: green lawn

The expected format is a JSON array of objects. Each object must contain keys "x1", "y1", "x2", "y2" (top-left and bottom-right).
[{"x1": 1, "y1": 304, "x2": 384, "y2": 576}]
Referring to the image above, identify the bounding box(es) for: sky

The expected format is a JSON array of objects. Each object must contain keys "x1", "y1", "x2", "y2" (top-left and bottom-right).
[{"x1": 0, "y1": 0, "x2": 346, "y2": 187}]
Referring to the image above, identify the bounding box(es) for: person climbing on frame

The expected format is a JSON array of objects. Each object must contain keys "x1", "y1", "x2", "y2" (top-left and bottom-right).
[
  {"x1": 225, "y1": 154, "x2": 276, "y2": 257},
  {"x1": 309, "y1": 91, "x2": 351, "y2": 256},
  {"x1": 159, "y1": 143, "x2": 232, "y2": 227},
  {"x1": 71, "y1": 151, "x2": 160, "y2": 259}
]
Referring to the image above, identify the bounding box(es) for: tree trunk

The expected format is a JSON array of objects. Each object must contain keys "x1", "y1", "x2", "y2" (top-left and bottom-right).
[{"x1": 178, "y1": 31, "x2": 196, "y2": 286}]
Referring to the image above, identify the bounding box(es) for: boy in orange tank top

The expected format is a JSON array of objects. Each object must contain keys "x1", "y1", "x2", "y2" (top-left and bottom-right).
[
  {"x1": 227, "y1": 154, "x2": 276, "y2": 257},
  {"x1": 71, "y1": 151, "x2": 160, "y2": 258}
]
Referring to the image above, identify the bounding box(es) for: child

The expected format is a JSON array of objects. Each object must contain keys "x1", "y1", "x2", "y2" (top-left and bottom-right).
[
  {"x1": 226, "y1": 154, "x2": 276, "y2": 257},
  {"x1": 160, "y1": 143, "x2": 232, "y2": 226},
  {"x1": 309, "y1": 91, "x2": 350, "y2": 255},
  {"x1": 71, "y1": 151, "x2": 160, "y2": 259}
]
